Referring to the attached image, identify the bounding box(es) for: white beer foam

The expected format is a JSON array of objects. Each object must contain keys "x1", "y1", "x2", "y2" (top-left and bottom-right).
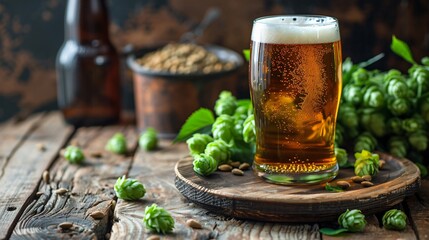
[{"x1": 251, "y1": 16, "x2": 340, "y2": 44}]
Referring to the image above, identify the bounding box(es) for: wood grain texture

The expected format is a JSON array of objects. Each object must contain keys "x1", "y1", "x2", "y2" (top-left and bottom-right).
[
  {"x1": 0, "y1": 112, "x2": 72, "y2": 240},
  {"x1": 0, "y1": 113, "x2": 44, "y2": 179},
  {"x1": 215, "y1": 221, "x2": 320, "y2": 240},
  {"x1": 0, "y1": 114, "x2": 423, "y2": 239},
  {"x1": 11, "y1": 125, "x2": 137, "y2": 240},
  {"x1": 111, "y1": 141, "x2": 321, "y2": 240},
  {"x1": 404, "y1": 179, "x2": 429, "y2": 239},
  {"x1": 175, "y1": 153, "x2": 420, "y2": 222}
]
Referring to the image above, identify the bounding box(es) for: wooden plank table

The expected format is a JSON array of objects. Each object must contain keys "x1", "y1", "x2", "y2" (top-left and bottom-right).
[{"x1": 0, "y1": 112, "x2": 427, "y2": 240}]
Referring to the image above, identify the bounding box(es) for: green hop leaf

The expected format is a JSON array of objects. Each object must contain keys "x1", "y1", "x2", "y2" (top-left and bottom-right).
[
  {"x1": 319, "y1": 228, "x2": 349, "y2": 236},
  {"x1": 175, "y1": 108, "x2": 215, "y2": 142},
  {"x1": 391, "y1": 35, "x2": 416, "y2": 65},
  {"x1": 186, "y1": 133, "x2": 213, "y2": 156},
  {"x1": 325, "y1": 182, "x2": 344, "y2": 192},
  {"x1": 214, "y1": 91, "x2": 237, "y2": 116},
  {"x1": 64, "y1": 145, "x2": 85, "y2": 164},
  {"x1": 143, "y1": 203, "x2": 175, "y2": 234},
  {"x1": 204, "y1": 139, "x2": 230, "y2": 165},
  {"x1": 139, "y1": 128, "x2": 158, "y2": 151},
  {"x1": 193, "y1": 153, "x2": 217, "y2": 176},
  {"x1": 106, "y1": 133, "x2": 127, "y2": 154},
  {"x1": 382, "y1": 209, "x2": 407, "y2": 231},
  {"x1": 114, "y1": 175, "x2": 146, "y2": 201},
  {"x1": 243, "y1": 49, "x2": 250, "y2": 61},
  {"x1": 338, "y1": 209, "x2": 367, "y2": 232}
]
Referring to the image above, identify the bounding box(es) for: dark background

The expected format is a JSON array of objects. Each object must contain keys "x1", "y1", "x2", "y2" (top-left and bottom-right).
[{"x1": 1, "y1": 0, "x2": 428, "y2": 122}]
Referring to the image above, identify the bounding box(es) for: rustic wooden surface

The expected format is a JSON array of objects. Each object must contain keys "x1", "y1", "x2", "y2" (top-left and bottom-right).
[
  {"x1": 175, "y1": 154, "x2": 420, "y2": 222},
  {"x1": 0, "y1": 112, "x2": 428, "y2": 239}
]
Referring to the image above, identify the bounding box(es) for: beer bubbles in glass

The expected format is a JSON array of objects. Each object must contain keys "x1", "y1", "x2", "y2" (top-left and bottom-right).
[{"x1": 250, "y1": 16, "x2": 342, "y2": 184}]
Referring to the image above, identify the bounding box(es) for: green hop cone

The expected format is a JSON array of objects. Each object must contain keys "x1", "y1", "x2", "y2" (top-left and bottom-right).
[
  {"x1": 193, "y1": 153, "x2": 217, "y2": 176},
  {"x1": 143, "y1": 203, "x2": 175, "y2": 234},
  {"x1": 114, "y1": 175, "x2": 146, "y2": 200},
  {"x1": 354, "y1": 150, "x2": 380, "y2": 177},
  {"x1": 408, "y1": 130, "x2": 428, "y2": 152},
  {"x1": 415, "y1": 162, "x2": 428, "y2": 177},
  {"x1": 243, "y1": 114, "x2": 256, "y2": 144},
  {"x1": 352, "y1": 68, "x2": 370, "y2": 85},
  {"x1": 64, "y1": 145, "x2": 85, "y2": 164},
  {"x1": 387, "y1": 98, "x2": 411, "y2": 116},
  {"x1": 139, "y1": 128, "x2": 158, "y2": 151},
  {"x1": 230, "y1": 140, "x2": 255, "y2": 164},
  {"x1": 354, "y1": 159, "x2": 379, "y2": 177},
  {"x1": 343, "y1": 84, "x2": 363, "y2": 106},
  {"x1": 342, "y1": 57, "x2": 355, "y2": 84},
  {"x1": 422, "y1": 57, "x2": 429, "y2": 66},
  {"x1": 186, "y1": 133, "x2": 213, "y2": 156},
  {"x1": 106, "y1": 133, "x2": 127, "y2": 154},
  {"x1": 354, "y1": 132, "x2": 377, "y2": 153},
  {"x1": 402, "y1": 117, "x2": 424, "y2": 134},
  {"x1": 407, "y1": 66, "x2": 429, "y2": 98},
  {"x1": 360, "y1": 109, "x2": 387, "y2": 138},
  {"x1": 212, "y1": 114, "x2": 234, "y2": 143},
  {"x1": 338, "y1": 209, "x2": 367, "y2": 232},
  {"x1": 388, "y1": 136, "x2": 408, "y2": 158},
  {"x1": 418, "y1": 95, "x2": 429, "y2": 123},
  {"x1": 338, "y1": 104, "x2": 359, "y2": 129},
  {"x1": 385, "y1": 69, "x2": 402, "y2": 79},
  {"x1": 204, "y1": 139, "x2": 230, "y2": 165},
  {"x1": 234, "y1": 105, "x2": 250, "y2": 117},
  {"x1": 214, "y1": 91, "x2": 237, "y2": 116},
  {"x1": 335, "y1": 147, "x2": 349, "y2": 168},
  {"x1": 382, "y1": 209, "x2": 407, "y2": 231},
  {"x1": 232, "y1": 111, "x2": 247, "y2": 141},
  {"x1": 384, "y1": 70, "x2": 409, "y2": 98},
  {"x1": 355, "y1": 148, "x2": 380, "y2": 164},
  {"x1": 411, "y1": 66, "x2": 429, "y2": 97},
  {"x1": 335, "y1": 124, "x2": 345, "y2": 147},
  {"x1": 363, "y1": 85, "x2": 384, "y2": 109},
  {"x1": 387, "y1": 118, "x2": 403, "y2": 135}
]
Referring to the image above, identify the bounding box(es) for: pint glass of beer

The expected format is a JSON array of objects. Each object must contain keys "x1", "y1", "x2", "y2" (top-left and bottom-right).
[{"x1": 250, "y1": 16, "x2": 342, "y2": 184}]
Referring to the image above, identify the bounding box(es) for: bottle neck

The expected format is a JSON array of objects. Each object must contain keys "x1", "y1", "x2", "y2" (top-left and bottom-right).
[{"x1": 65, "y1": 0, "x2": 111, "y2": 42}]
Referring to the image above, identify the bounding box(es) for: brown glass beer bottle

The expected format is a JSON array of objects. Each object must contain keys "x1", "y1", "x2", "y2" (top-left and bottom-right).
[{"x1": 56, "y1": 0, "x2": 120, "y2": 126}]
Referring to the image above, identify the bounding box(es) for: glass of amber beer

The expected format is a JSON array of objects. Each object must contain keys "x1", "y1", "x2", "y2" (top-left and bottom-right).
[{"x1": 250, "y1": 15, "x2": 342, "y2": 184}]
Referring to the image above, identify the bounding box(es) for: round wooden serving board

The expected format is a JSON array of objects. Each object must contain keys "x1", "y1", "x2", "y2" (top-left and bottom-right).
[{"x1": 174, "y1": 153, "x2": 421, "y2": 222}]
